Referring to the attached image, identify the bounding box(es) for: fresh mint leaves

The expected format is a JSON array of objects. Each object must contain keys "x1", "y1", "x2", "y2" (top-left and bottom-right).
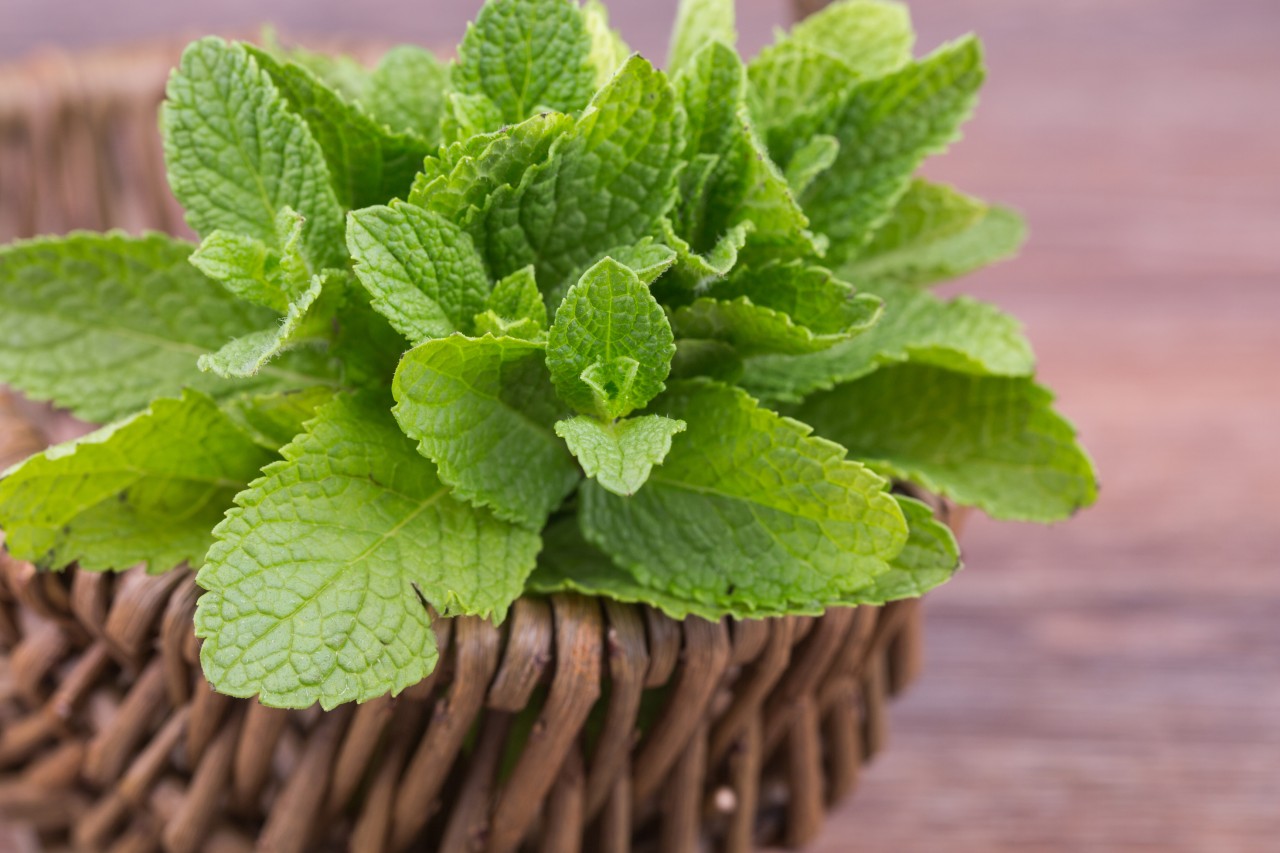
[{"x1": 0, "y1": 0, "x2": 1096, "y2": 709}]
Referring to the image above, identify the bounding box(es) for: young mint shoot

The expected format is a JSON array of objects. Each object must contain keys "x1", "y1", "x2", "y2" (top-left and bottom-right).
[{"x1": 0, "y1": 0, "x2": 1097, "y2": 710}]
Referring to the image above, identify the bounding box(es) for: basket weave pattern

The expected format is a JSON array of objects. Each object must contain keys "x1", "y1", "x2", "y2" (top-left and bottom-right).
[{"x1": 0, "y1": 42, "x2": 928, "y2": 852}]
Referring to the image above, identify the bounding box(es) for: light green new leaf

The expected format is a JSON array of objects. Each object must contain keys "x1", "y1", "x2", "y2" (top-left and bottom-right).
[
  {"x1": 742, "y1": 282, "x2": 1034, "y2": 402},
  {"x1": 480, "y1": 55, "x2": 684, "y2": 301},
  {"x1": 0, "y1": 390, "x2": 282, "y2": 573},
  {"x1": 583, "y1": 0, "x2": 631, "y2": 87},
  {"x1": 162, "y1": 38, "x2": 345, "y2": 270},
  {"x1": 671, "y1": 295, "x2": 880, "y2": 357},
  {"x1": 196, "y1": 392, "x2": 541, "y2": 709},
  {"x1": 220, "y1": 386, "x2": 336, "y2": 449},
  {"x1": 366, "y1": 46, "x2": 449, "y2": 142},
  {"x1": 409, "y1": 111, "x2": 574, "y2": 220},
  {"x1": 0, "y1": 233, "x2": 301, "y2": 423},
  {"x1": 347, "y1": 201, "x2": 491, "y2": 343},
  {"x1": 452, "y1": 0, "x2": 596, "y2": 124},
  {"x1": 439, "y1": 91, "x2": 507, "y2": 143},
  {"x1": 555, "y1": 414, "x2": 686, "y2": 496},
  {"x1": 189, "y1": 207, "x2": 310, "y2": 312},
  {"x1": 547, "y1": 258, "x2": 675, "y2": 419},
  {"x1": 198, "y1": 271, "x2": 337, "y2": 379},
  {"x1": 393, "y1": 335, "x2": 579, "y2": 529},
  {"x1": 847, "y1": 180, "x2": 1027, "y2": 286},
  {"x1": 474, "y1": 266, "x2": 548, "y2": 339},
  {"x1": 797, "y1": 364, "x2": 1098, "y2": 521},
  {"x1": 598, "y1": 239, "x2": 678, "y2": 285},
  {"x1": 580, "y1": 380, "x2": 907, "y2": 615},
  {"x1": 244, "y1": 45, "x2": 430, "y2": 210},
  {"x1": 802, "y1": 37, "x2": 985, "y2": 263},
  {"x1": 709, "y1": 261, "x2": 881, "y2": 335},
  {"x1": 668, "y1": 0, "x2": 736, "y2": 75},
  {"x1": 785, "y1": 134, "x2": 840, "y2": 195}
]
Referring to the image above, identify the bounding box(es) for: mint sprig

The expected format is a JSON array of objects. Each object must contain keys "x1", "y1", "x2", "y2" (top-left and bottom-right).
[{"x1": 0, "y1": 0, "x2": 1096, "y2": 709}]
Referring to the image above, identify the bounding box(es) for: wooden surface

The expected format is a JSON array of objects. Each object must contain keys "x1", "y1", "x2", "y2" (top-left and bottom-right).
[{"x1": 2, "y1": 0, "x2": 1278, "y2": 851}]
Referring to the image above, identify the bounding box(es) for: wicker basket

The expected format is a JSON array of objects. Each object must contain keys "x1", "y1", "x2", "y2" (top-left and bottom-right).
[{"x1": 0, "y1": 37, "x2": 948, "y2": 853}]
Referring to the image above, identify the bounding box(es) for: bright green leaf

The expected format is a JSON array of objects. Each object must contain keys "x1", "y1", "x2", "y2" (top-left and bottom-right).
[
  {"x1": 0, "y1": 233, "x2": 301, "y2": 423},
  {"x1": 555, "y1": 414, "x2": 685, "y2": 496},
  {"x1": 668, "y1": 0, "x2": 736, "y2": 75},
  {"x1": 671, "y1": 294, "x2": 880, "y2": 357},
  {"x1": 580, "y1": 379, "x2": 907, "y2": 615},
  {"x1": 834, "y1": 495, "x2": 960, "y2": 604},
  {"x1": 797, "y1": 364, "x2": 1098, "y2": 521},
  {"x1": 393, "y1": 335, "x2": 579, "y2": 528},
  {"x1": 583, "y1": 0, "x2": 631, "y2": 87},
  {"x1": 366, "y1": 46, "x2": 449, "y2": 142},
  {"x1": 347, "y1": 201, "x2": 491, "y2": 343},
  {"x1": 452, "y1": 0, "x2": 596, "y2": 123},
  {"x1": 784, "y1": 134, "x2": 840, "y2": 195},
  {"x1": 547, "y1": 258, "x2": 675, "y2": 419},
  {"x1": 0, "y1": 390, "x2": 281, "y2": 573},
  {"x1": 195, "y1": 392, "x2": 540, "y2": 709},
  {"x1": 162, "y1": 38, "x2": 345, "y2": 270}
]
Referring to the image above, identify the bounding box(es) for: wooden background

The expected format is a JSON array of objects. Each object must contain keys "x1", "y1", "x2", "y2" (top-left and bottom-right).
[{"x1": 2, "y1": 0, "x2": 1278, "y2": 850}]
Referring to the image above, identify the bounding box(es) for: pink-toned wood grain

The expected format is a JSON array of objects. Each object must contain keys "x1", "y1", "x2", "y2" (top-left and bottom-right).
[{"x1": 2, "y1": 1, "x2": 1277, "y2": 851}]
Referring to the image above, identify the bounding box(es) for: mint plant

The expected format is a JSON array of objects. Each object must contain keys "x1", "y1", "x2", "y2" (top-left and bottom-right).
[{"x1": 0, "y1": 0, "x2": 1096, "y2": 709}]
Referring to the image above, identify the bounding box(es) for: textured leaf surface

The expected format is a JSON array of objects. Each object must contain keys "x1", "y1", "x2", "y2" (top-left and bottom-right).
[
  {"x1": 580, "y1": 380, "x2": 907, "y2": 615},
  {"x1": 848, "y1": 180, "x2": 1027, "y2": 286},
  {"x1": 347, "y1": 202, "x2": 491, "y2": 343},
  {"x1": 220, "y1": 387, "x2": 336, "y2": 449},
  {"x1": 784, "y1": 134, "x2": 840, "y2": 195},
  {"x1": 189, "y1": 208, "x2": 309, "y2": 312},
  {"x1": 709, "y1": 261, "x2": 882, "y2": 335},
  {"x1": 0, "y1": 233, "x2": 296, "y2": 422},
  {"x1": 742, "y1": 282, "x2": 1033, "y2": 402},
  {"x1": 841, "y1": 495, "x2": 960, "y2": 604},
  {"x1": 667, "y1": 0, "x2": 736, "y2": 75},
  {"x1": 452, "y1": 0, "x2": 596, "y2": 124},
  {"x1": 479, "y1": 56, "x2": 684, "y2": 301},
  {"x1": 671, "y1": 296, "x2": 878, "y2": 357},
  {"x1": 801, "y1": 38, "x2": 985, "y2": 262},
  {"x1": 547, "y1": 259, "x2": 675, "y2": 418},
  {"x1": 474, "y1": 266, "x2": 547, "y2": 339},
  {"x1": 162, "y1": 38, "x2": 345, "y2": 270},
  {"x1": 196, "y1": 392, "x2": 540, "y2": 709},
  {"x1": 0, "y1": 390, "x2": 278, "y2": 573},
  {"x1": 366, "y1": 46, "x2": 449, "y2": 142},
  {"x1": 245, "y1": 45, "x2": 430, "y2": 210},
  {"x1": 797, "y1": 365, "x2": 1098, "y2": 521},
  {"x1": 393, "y1": 335, "x2": 579, "y2": 528},
  {"x1": 555, "y1": 414, "x2": 686, "y2": 496}
]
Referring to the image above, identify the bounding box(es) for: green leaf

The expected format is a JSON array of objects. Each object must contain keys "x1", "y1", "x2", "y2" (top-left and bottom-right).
[
  {"x1": 243, "y1": 45, "x2": 430, "y2": 211},
  {"x1": 0, "y1": 232, "x2": 300, "y2": 423},
  {"x1": 836, "y1": 495, "x2": 959, "y2": 604},
  {"x1": 583, "y1": 0, "x2": 632, "y2": 87},
  {"x1": 668, "y1": 0, "x2": 736, "y2": 75},
  {"x1": 659, "y1": 220, "x2": 750, "y2": 290},
  {"x1": 347, "y1": 201, "x2": 491, "y2": 343},
  {"x1": 474, "y1": 266, "x2": 548, "y2": 339},
  {"x1": 189, "y1": 207, "x2": 310, "y2": 312},
  {"x1": 479, "y1": 55, "x2": 684, "y2": 301},
  {"x1": 220, "y1": 387, "x2": 337, "y2": 449},
  {"x1": 452, "y1": 0, "x2": 596, "y2": 124},
  {"x1": 847, "y1": 180, "x2": 1027, "y2": 286},
  {"x1": 580, "y1": 380, "x2": 907, "y2": 615},
  {"x1": 162, "y1": 38, "x2": 345, "y2": 271},
  {"x1": 784, "y1": 134, "x2": 839, "y2": 195},
  {"x1": 409, "y1": 111, "x2": 574, "y2": 219},
  {"x1": 195, "y1": 392, "x2": 540, "y2": 709},
  {"x1": 547, "y1": 258, "x2": 675, "y2": 419},
  {"x1": 802, "y1": 37, "x2": 985, "y2": 262},
  {"x1": 393, "y1": 335, "x2": 579, "y2": 529},
  {"x1": 670, "y1": 338, "x2": 743, "y2": 384},
  {"x1": 749, "y1": 0, "x2": 914, "y2": 156},
  {"x1": 742, "y1": 282, "x2": 1034, "y2": 402},
  {"x1": 597, "y1": 239, "x2": 678, "y2": 285},
  {"x1": 198, "y1": 271, "x2": 336, "y2": 379},
  {"x1": 671, "y1": 294, "x2": 880, "y2": 357},
  {"x1": 709, "y1": 261, "x2": 882, "y2": 335},
  {"x1": 555, "y1": 414, "x2": 686, "y2": 496},
  {"x1": 796, "y1": 364, "x2": 1098, "y2": 521},
  {"x1": 529, "y1": 518, "x2": 734, "y2": 621},
  {"x1": 366, "y1": 46, "x2": 449, "y2": 142},
  {"x1": 0, "y1": 390, "x2": 281, "y2": 573}
]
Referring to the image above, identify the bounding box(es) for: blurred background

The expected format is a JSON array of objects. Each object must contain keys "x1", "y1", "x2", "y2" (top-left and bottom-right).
[{"x1": 2, "y1": 0, "x2": 1277, "y2": 850}]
